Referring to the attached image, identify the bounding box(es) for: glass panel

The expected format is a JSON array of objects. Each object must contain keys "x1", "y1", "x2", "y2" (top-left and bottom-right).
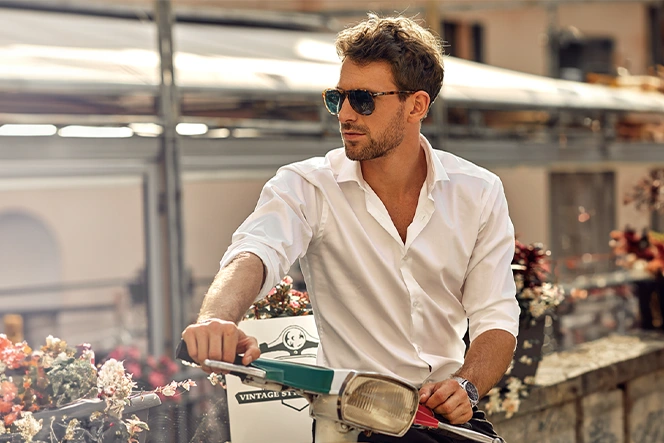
[{"x1": 550, "y1": 171, "x2": 616, "y2": 282}]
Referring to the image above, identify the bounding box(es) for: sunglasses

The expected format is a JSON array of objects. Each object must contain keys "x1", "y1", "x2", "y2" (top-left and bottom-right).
[{"x1": 322, "y1": 88, "x2": 416, "y2": 116}]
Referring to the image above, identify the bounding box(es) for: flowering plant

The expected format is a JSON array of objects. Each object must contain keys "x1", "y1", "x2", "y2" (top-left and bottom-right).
[
  {"x1": 101, "y1": 346, "x2": 181, "y2": 402},
  {"x1": 609, "y1": 227, "x2": 664, "y2": 277},
  {"x1": 0, "y1": 335, "x2": 194, "y2": 443},
  {"x1": 244, "y1": 276, "x2": 311, "y2": 319},
  {"x1": 512, "y1": 240, "x2": 565, "y2": 324},
  {"x1": 485, "y1": 240, "x2": 565, "y2": 418},
  {"x1": 623, "y1": 168, "x2": 664, "y2": 214}
]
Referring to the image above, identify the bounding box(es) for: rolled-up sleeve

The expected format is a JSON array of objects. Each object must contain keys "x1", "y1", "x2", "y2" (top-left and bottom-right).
[
  {"x1": 462, "y1": 177, "x2": 520, "y2": 342},
  {"x1": 219, "y1": 168, "x2": 323, "y2": 300}
]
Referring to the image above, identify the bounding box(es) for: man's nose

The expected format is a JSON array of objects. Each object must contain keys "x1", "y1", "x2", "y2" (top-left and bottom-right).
[{"x1": 338, "y1": 96, "x2": 358, "y2": 123}]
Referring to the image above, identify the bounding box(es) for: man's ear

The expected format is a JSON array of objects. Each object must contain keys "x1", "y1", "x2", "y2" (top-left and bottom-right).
[{"x1": 408, "y1": 91, "x2": 431, "y2": 122}]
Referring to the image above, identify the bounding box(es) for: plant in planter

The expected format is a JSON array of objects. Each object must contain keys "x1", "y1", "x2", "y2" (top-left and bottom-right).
[
  {"x1": 244, "y1": 276, "x2": 312, "y2": 320},
  {"x1": 485, "y1": 240, "x2": 565, "y2": 418},
  {"x1": 0, "y1": 335, "x2": 194, "y2": 442},
  {"x1": 613, "y1": 168, "x2": 664, "y2": 329}
]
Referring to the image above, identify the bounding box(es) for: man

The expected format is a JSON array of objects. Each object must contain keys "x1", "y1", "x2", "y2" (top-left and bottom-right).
[{"x1": 182, "y1": 14, "x2": 519, "y2": 442}]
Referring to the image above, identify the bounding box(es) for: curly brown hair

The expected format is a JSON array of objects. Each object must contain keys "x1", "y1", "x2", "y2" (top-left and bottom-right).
[{"x1": 335, "y1": 14, "x2": 445, "y2": 107}]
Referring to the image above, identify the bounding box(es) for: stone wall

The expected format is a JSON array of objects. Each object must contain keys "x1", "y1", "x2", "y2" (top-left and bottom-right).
[{"x1": 489, "y1": 332, "x2": 664, "y2": 442}]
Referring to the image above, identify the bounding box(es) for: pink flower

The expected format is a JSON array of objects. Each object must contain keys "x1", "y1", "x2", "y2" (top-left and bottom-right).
[
  {"x1": 125, "y1": 362, "x2": 142, "y2": 379},
  {"x1": 0, "y1": 381, "x2": 17, "y2": 402},
  {"x1": 148, "y1": 371, "x2": 166, "y2": 389}
]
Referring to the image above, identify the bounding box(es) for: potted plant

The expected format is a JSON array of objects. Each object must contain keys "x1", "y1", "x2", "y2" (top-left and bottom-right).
[
  {"x1": 485, "y1": 240, "x2": 565, "y2": 418},
  {"x1": 0, "y1": 335, "x2": 193, "y2": 442}
]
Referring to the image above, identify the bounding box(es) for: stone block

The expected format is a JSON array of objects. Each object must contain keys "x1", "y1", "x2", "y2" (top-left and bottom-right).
[
  {"x1": 626, "y1": 369, "x2": 664, "y2": 443},
  {"x1": 581, "y1": 389, "x2": 624, "y2": 443},
  {"x1": 492, "y1": 401, "x2": 577, "y2": 443}
]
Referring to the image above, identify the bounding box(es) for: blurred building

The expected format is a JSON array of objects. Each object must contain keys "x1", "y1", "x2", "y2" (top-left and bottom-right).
[
  {"x1": 0, "y1": 0, "x2": 662, "y2": 355},
  {"x1": 89, "y1": 0, "x2": 659, "y2": 77}
]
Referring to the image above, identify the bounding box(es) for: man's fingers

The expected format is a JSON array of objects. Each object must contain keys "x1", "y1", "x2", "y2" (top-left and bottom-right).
[
  {"x1": 424, "y1": 380, "x2": 456, "y2": 410},
  {"x1": 208, "y1": 329, "x2": 223, "y2": 361},
  {"x1": 181, "y1": 333, "x2": 198, "y2": 363},
  {"x1": 238, "y1": 334, "x2": 260, "y2": 365},
  {"x1": 418, "y1": 382, "x2": 438, "y2": 403},
  {"x1": 221, "y1": 326, "x2": 239, "y2": 364}
]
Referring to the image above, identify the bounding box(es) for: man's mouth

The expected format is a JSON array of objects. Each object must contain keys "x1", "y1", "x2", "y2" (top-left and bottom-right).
[{"x1": 342, "y1": 131, "x2": 364, "y2": 138}]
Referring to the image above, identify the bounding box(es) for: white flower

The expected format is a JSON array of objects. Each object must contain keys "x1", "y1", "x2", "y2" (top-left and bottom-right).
[
  {"x1": 14, "y1": 412, "x2": 42, "y2": 443},
  {"x1": 160, "y1": 381, "x2": 178, "y2": 397},
  {"x1": 518, "y1": 355, "x2": 533, "y2": 365},
  {"x1": 97, "y1": 358, "x2": 136, "y2": 417},
  {"x1": 208, "y1": 373, "x2": 226, "y2": 388},
  {"x1": 180, "y1": 380, "x2": 196, "y2": 391},
  {"x1": 523, "y1": 376, "x2": 536, "y2": 386},
  {"x1": 528, "y1": 300, "x2": 548, "y2": 319},
  {"x1": 502, "y1": 397, "x2": 520, "y2": 418},
  {"x1": 45, "y1": 335, "x2": 62, "y2": 348},
  {"x1": 124, "y1": 414, "x2": 149, "y2": 437}
]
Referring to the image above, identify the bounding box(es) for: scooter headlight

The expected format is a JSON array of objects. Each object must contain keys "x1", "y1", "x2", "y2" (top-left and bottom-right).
[{"x1": 339, "y1": 374, "x2": 419, "y2": 437}]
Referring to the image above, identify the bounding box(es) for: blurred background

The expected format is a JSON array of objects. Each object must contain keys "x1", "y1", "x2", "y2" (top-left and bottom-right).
[{"x1": 0, "y1": 0, "x2": 663, "y2": 439}]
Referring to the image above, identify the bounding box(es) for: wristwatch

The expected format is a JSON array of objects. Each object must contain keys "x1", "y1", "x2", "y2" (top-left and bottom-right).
[{"x1": 452, "y1": 376, "x2": 479, "y2": 408}]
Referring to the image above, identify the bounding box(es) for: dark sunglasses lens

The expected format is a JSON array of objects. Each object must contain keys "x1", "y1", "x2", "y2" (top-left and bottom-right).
[
  {"x1": 349, "y1": 90, "x2": 375, "y2": 115},
  {"x1": 324, "y1": 90, "x2": 343, "y2": 115}
]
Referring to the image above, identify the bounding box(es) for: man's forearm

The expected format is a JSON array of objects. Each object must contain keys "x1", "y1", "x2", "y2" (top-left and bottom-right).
[
  {"x1": 197, "y1": 252, "x2": 267, "y2": 324},
  {"x1": 454, "y1": 329, "x2": 516, "y2": 397}
]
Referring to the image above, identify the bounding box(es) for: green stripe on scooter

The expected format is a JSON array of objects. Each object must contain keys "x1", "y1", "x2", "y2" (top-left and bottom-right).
[{"x1": 251, "y1": 358, "x2": 335, "y2": 393}]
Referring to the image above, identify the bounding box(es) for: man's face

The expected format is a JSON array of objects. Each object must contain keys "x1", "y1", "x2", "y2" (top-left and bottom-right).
[{"x1": 336, "y1": 60, "x2": 407, "y2": 162}]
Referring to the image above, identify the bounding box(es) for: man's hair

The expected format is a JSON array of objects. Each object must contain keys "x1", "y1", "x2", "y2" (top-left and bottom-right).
[{"x1": 335, "y1": 14, "x2": 445, "y2": 107}]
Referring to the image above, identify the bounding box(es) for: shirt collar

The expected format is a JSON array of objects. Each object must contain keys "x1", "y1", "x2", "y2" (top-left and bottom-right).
[{"x1": 336, "y1": 133, "x2": 450, "y2": 188}]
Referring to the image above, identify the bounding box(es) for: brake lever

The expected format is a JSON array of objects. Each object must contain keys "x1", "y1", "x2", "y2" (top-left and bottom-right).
[
  {"x1": 175, "y1": 340, "x2": 266, "y2": 381},
  {"x1": 413, "y1": 405, "x2": 505, "y2": 443}
]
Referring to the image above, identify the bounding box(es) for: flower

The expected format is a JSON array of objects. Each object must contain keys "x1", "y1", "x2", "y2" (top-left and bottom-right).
[
  {"x1": 245, "y1": 275, "x2": 312, "y2": 319},
  {"x1": 0, "y1": 335, "x2": 195, "y2": 442},
  {"x1": 623, "y1": 168, "x2": 664, "y2": 214},
  {"x1": 512, "y1": 240, "x2": 565, "y2": 324},
  {"x1": 103, "y1": 346, "x2": 182, "y2": 402},
  {"x1": 610, "y1": 227, "x2": 664, "y2": 277},
  {"x1": 485, "y1": 241, "x2": 565, "y2": 418}
]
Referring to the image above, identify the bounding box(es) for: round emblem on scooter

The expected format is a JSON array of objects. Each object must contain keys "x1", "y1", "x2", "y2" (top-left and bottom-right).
[{"x1": 283, "y1": 326, "x2": 307, "y2": 354}]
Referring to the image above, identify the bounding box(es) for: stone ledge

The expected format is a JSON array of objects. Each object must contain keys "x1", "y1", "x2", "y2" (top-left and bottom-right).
[{"x1": 489, "y1": 331, "x2": 664, "y2": 424}]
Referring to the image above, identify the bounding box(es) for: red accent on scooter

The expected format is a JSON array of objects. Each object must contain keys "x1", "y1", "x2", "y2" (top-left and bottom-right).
[{"x1": 413, "y1": 404, "x2": 440, "y2": 428}]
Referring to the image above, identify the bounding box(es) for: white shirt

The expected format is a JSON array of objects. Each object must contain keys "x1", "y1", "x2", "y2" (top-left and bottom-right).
[{"x1": 221, "y1": 134, "x2": 520, "y2": 386}]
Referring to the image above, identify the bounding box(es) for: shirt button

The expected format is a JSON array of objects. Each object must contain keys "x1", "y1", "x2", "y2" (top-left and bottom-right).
[
  {"x1": 416, "y1": 345, "x2": 422, "y2": 352},
  {"x1": 412, "y1": 301, "x2": 419, "y2": 308}
]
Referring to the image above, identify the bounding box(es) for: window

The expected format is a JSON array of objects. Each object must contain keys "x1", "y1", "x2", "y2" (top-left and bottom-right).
[
  {"x1": 550, "y1": 172, "x2": 616, "y2": 281},
  {"x1": 558, "y1": 35, "x2": 615, "y2": 81},
  {"x1": 440, "y1": 20, "x2": 485, "y2": 62}
]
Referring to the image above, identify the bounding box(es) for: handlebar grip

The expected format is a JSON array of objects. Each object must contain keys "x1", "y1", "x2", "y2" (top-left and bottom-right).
[
  {"x1": 175, "y1": 340, "x2": 195, "y2": 363},
  {"x1": 175, "y1": 339, "x2": 244, "y2": 366}
]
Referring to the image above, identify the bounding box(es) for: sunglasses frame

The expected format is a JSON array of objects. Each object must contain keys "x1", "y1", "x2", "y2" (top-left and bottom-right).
[{"x1": 322, "y1": 88, "x2": 417, "y2": 116}]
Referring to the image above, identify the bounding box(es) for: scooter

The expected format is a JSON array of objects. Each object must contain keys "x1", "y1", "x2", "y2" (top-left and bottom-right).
[{"x1": 176, "y1": 341, "x2": 504, "y2": 443}]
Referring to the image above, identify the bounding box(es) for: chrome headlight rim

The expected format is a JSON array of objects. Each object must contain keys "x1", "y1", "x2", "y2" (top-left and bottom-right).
[{"x1": 336, "y1": 371, "x2": 419, "y2": 437}]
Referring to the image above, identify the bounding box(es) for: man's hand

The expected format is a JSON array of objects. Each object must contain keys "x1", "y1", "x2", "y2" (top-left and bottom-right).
[
  {"x1": 181, "y1": 319, "x2": 260, "y2": 373},
  {"x1": 419, "y1": 380, "x2": 473, "y2": 425}
]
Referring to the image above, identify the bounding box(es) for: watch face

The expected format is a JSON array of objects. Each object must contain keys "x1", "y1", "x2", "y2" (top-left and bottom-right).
[
  {"x1": 465, "y1": 381, "x2": 479, "y2": 403},
  {"x1": 454, "y1": 377, "x2": 479, "y2": 404}
]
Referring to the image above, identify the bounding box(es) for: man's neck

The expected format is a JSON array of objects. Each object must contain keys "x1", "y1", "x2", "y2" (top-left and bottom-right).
[{"x1": 360, "y1": 135, "x2": 428, "y2": 199}]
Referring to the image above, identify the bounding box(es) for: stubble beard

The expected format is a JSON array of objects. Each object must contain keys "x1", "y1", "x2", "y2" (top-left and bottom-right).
[{"x1": 342, "y1": 105, "x2": 406, "y2": 162}]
